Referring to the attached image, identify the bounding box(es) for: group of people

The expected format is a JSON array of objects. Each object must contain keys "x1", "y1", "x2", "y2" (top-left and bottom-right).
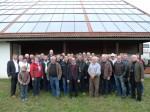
[{"x1": 7, "y1": 50, "x2": 145, "y2": 102}]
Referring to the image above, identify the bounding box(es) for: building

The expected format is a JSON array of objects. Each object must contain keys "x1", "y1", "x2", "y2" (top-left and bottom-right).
[{"x1": 0, "y1": 0, "x2": 150, "y2": 78}]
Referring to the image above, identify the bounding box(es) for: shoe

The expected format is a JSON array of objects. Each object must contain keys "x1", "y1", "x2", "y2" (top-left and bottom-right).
[
  {"x1": 56, "y1": 97, "x2": 60, "y2": 100},
  {"x1": 82, "y1": 92, "x2": 86, "y2": 95},
  {"x1": 137, "y1": 100, "x2": 141, "y2": 102},
  {"x1": 35, "y1": 96, "x2": 39, "y2": 99},
  {"x1": 12, "y1": 95, "x2": 16, "y2": 98},
  {"x1": 121, "y1": 96, "x2": 126, "y2": 99},
  {"x1": 104, "y1": 95, "x2": 107, "y2": 98}
]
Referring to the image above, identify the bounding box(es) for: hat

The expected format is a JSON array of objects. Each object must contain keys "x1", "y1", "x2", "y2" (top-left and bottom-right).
[{"x1": 110, "y1": 53, "x2": 115, "y2": 57}]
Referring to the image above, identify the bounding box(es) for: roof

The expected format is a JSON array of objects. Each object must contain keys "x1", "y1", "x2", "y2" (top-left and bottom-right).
[{"x1": 0, "y1": 0, "x2": 150, "y2": 40}]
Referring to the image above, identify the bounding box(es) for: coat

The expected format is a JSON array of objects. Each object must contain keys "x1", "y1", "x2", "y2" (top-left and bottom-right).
[
  {"x1": 46, "y1": 62, "x2": 62, "y2": 80},
  {"x1": 61, "y1": 61, "x2": 70, "y2": 78},
  {"x1": 128, "y1": 61, "x2": 144, "y2": 82},
  {"x1": 99, "y1": 61, "x2": 112, "y2": 79},
  {"x1": 30, "y1": 62, "x2": 43, "y2": 78},
  {"x1": 7, "y1": 60, "x2": 19, "y2": 77},
  {"x1": 67, "y1": 64, "x2": 81, "y2": 81}
]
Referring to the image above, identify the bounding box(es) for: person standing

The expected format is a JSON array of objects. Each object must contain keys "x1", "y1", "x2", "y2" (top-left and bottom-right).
[
  {"x1": 99, "y1": 54, "x2": 112, "y2": 97},
  {"x1": 30, "y1": 56, "x2": 43, "y2": 98},
  {"x1": 47, "y1": 56, "x2": 62, "y2": 100},
  {"x1": 48, "y1": 49, "x2": 54, "y2": 61},
  {"x1": 67, "y1": 58, "x2": 81, "y2": 98},
  {"x1": 122, "y1": 53, "x2": 130, "y2": 96},
  {"x1": 19, "y1": 57, "x2": 30, "y2": 72},
  {"x1": 61, "y1": 56, "x2": 70, "y2": 94},
  {"x1": 128, "y1": 55, "x2": 144, "y2": 102},
  {"x1": 76, "y1": 55, "x2": 87, "y2": 94},
  {"x1": 42, "y1": 55, "x2": 50, "y2": 92},
  {"x1": 114, "y1": 56, "x2": 126, "y2": 99},
  {"x1": 88, "y1": 57, "x2": 101, "y2": 97},
  {"x1": 7, "y1": 54, "x2": 19, "y2": 98},
  {"x1": 18, "y1": 66, "x2": 30, "y2": 101}
]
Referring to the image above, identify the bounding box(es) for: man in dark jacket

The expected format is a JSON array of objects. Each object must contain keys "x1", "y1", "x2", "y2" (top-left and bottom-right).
[
  {"x1": 67, "y1": 58, "x2": 81, "y2": 98},
  {"x1": 42, "y1": 55, "x2": 50, "y2": 91},
  {"x1": 114, "y1": 55, "x2": 126, "y2": 99},
  {"x1": 7, "y1": 54, "x2": 19, "y2": 97},
  {"x1": 99, "y1": 54, "x2": 112, "y2": 97},
  {"x1": 61, "y1": 56, "x2": 70, "y2": 94},
  {"x1": 76, "y1": 55, "x2": 87, "y2": 94},
  {"x1": 128, "y1": 55, "x2": 144, "y2": 102}
]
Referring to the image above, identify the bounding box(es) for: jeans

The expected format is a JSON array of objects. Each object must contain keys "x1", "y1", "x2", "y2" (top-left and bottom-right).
[
  {"x1": 62, "y1": 77, "x2": 69, "y2": 94},
  {"x1": 114, "y1": 75, "x2": 126, "y2": 97},
  {"x1": 20, "y1": 84, "x2": 28, "y2": 99},
  {"x1": 50, "y1": 77, "x2": 60, "y2": 98},
  {"x1": 33, "y1": 77, "x2": 41, "y2": 96}
]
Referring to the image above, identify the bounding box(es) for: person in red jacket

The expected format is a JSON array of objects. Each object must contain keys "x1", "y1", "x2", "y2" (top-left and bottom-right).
[{"x1": 30, "y1": 56, "x2": 43, "y2": 97}]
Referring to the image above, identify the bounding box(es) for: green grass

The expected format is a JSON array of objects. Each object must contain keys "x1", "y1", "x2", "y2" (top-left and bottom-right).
[{"x1": 0, "y1": 79, "x2": 150, "y2": 112}]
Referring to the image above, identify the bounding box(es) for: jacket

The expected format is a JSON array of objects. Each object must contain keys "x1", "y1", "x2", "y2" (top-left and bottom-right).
[
  {"x1": 99, "y1": 61, "x2": 112, "y2": 79},
  {"x1": 128, "y1": 61, "x2": 144, "y2": 82},
  {"x1": 47, "y1": 62, "x2": 62, "y2": 80},
  {"x1": 18, "y1": 71, "x2": 30, "y2": 84},
  {"x1": 67, "y1": 64, "x2": 81, "y2": 81},
  {"x1": 76, "y1": 60, "x2": 88, "y2": 77},
  {"x1": 61, "y1": 61, "x2": 70, "y2": 78},
  {"x1": 114, "y1": 61, "x2": 127, "y2": 76},
  {"x1": 7, "y1": 60, "x2": 19, "y2": 77},
  {"x1": 30, "y1": 62, "x2": 43, "y2": 78}
]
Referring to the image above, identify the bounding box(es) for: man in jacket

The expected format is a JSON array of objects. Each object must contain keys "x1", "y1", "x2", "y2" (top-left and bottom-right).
[
  {"x1": 42, "y1": 55, "x2": 50, "y2": 92},
  {"x1": 76, "y1": 55, "x2": 87, "y2": 94},
  {"x1": 47, "y1": 56, "x2": 62, "y2": 100},
  {"x1": 61, "y1": 56, "x2": 70, "y2": 94},
  {"x1": 7, "y1": 54, "x2": 19, "y2": 98},
  {"x1": 128, "y1": 55, "x2": 144, "y2": 102},
  {"x1": 99, "y1": 54, "x2": 112, "y2": 97},
  {"x1": 114, "y1": 55, "x2": 126, "y2": 99},
  {"x1": 67, "y1": 58, "x2": 81, "y2": 98}
]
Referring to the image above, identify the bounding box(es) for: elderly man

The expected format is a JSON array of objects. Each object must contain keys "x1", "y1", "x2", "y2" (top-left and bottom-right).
[
  {"x1": 88, "y1": 56, "x2": 101, "y2": 97},
  {"x1": 99, "y1": 54, "x2": 112, "y2": 97},
  {"x1": 48, "y1": 50, "x2": 54, "y2": 61},
  {"x1": 67, "y1": 58, "x2": 81, "y2": 98},
  {"x1": 47, "y1": 56, "x2": 62, "y2": 100},
  {"x1": 128, "y1": 55, "x2": 144, "y2": 102},
  {"x1": 114, "y1": 56, "x2": 126, "y2": 99}
]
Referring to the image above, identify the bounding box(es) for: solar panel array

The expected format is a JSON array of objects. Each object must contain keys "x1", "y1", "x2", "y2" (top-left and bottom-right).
[{"x1": 0, "y1": 0, "x2": 150, "y2": 33}]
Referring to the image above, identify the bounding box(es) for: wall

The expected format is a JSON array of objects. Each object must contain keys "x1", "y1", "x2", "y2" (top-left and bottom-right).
[{"x1": 0, "y1": 42, "x2": 10, "y2": 78}]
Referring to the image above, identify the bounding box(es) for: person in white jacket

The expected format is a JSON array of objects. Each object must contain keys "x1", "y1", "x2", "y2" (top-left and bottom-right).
[{"x1": 19, "y1": 57, "x2": 30, "y2": 72}]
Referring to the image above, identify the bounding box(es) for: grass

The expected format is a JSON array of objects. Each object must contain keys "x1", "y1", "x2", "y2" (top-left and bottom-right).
[{"x1": 0, "y1": 79, "x2": 150, "y2": 112}]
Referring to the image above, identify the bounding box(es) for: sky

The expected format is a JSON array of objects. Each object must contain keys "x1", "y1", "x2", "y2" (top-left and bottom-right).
[{"x1": 124, "y1": 0, "x2": 150, "y2": 14}]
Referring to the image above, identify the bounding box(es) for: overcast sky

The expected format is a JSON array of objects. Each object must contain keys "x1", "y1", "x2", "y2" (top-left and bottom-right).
[{"x1": 124, "y1": 0, "x2": 150, "y2": 14}]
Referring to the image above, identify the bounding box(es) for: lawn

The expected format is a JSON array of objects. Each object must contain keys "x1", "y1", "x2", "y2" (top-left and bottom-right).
[{"x1": 0, "y1": 79, "x2": 150, "y2": 112}]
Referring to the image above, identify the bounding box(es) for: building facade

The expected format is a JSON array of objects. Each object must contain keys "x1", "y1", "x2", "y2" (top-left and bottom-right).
[{"x1": 0, "y1": 0, "x2": 150, "y2": 78}]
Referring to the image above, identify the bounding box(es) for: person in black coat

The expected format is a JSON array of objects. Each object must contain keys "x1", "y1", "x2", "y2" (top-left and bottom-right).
[
  {"x1": 61, "y1": 56, "x2": 70, "y2": 94},
  {"x1": 7, "y1": 54, "x2": 19, "y2": 97},
  {"x1": 67, "y1": 58, "x2": 81, "y2": 98},
  {"x1": 76, "y1": 55, "x2": 87, "y2": 93}
]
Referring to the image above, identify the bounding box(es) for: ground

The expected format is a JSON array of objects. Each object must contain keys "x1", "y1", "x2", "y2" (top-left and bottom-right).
[{"x1": 0, "y1": 79, "x2": 150, "y2": 112}]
